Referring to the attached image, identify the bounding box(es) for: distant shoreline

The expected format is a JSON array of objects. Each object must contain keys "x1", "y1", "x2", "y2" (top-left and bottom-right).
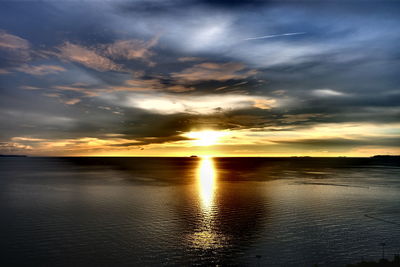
[{"x1": 0, "y1": 154, "x2": 27, "y2": 157}]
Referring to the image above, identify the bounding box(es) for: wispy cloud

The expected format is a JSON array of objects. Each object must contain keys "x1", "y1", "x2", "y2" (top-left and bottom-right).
[
  {"x1": 313, "y1": 89, "x2": 346, "y2": 97},
  {"x1": 63, "y1": 98, "x2": 81, "y2": 105},
  {"x1": 52, "y1": 84, "x2": 102, "y2": 97},
  {"x1": 51, "y1": 78, "x2": 194, "y2": 96},
  {"x1": 0, "y1": 142, "x2": 32, "y2": 152},
  {"x1": 56, "y1": 42, "x2": 122, "y2": 72},
  {"x1": 0, "y1": 30, "x2": 30, "y2": 50},
  {"x1": 11, "y1": 137, "x2": 49, "y2": 142},
  {"x1": 0, "y1": 29, "x2": 31, "y2": 62},
  {"x1": 244, "y1": 32, "x2": 306, "y2": 41},
  {"x1": 177, "y1": 57, "x2": 204, "y2": 62},
  {"x1": 15, "y1": 64, "x2": 66, "y2": 76},
  {"x1": 171, "y1": 62, "x2": 257, "y2": 83},
  {"x1": 20, "y1": 85, "x2": 41, "y2": 90},
  {"x1": 102, "y1": 36, "x2": 159, "y2": 65},
  {"x1": 54, "y1": 36, "x2": 159, "y2": 71},
  {"x1": 0, "y1": 69, "x2": 11, "y2": 74}
]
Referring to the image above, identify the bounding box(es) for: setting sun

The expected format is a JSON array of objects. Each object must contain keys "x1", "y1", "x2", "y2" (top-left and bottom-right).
[{"x1": 184, "y1": 131, "x2": 228, "y2": 146}]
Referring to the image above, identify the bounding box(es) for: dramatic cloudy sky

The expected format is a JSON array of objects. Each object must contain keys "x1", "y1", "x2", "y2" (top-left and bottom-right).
[{"x1": 0, "y1": 0, "x2": 399, "y2": 156}]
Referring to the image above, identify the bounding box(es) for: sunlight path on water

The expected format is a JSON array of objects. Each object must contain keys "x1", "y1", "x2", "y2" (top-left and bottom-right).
[
  {"x1": 198, "y1": 156, "x2": 217, "y2": 210},
  {"x1": 189, "y1": 156, "x2": 225, "y2": 249}
]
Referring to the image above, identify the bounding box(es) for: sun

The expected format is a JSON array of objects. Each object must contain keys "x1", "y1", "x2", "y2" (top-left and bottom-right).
[{"x1": 185, "y1": 130, "x2": 227, "y2": 146}]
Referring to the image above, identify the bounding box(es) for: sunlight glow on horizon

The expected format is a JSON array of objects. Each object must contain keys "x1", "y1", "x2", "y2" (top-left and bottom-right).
[
  {"x1": 9, "y1": 123, "x2": 400, "y2": 157},
  {"x1": 185, "y1": 130, "x2": 228, "y2": 146}
]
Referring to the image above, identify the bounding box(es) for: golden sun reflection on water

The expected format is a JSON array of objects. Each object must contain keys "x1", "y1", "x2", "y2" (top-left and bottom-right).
[
  {"x1": 198, "y1": 156, "x2": 217, "y2": 209},
  {"x1": 188, "y1": 156, "x2": 225, "y2": 249}
]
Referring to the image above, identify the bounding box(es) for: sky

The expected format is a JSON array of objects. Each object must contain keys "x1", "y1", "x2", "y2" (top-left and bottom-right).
[{"x1": 0, "y1": 0, "x2": 399, "y2": 156}]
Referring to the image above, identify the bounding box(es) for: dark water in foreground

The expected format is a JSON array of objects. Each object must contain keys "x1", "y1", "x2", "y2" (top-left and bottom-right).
[{"x1": 0, "y1": 157, "x2": 399, "y2": 266}]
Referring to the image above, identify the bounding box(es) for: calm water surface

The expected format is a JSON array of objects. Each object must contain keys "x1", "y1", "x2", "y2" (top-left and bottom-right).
[{"x1": 0, "y1": 157, "x2": 399, "y2": 266}]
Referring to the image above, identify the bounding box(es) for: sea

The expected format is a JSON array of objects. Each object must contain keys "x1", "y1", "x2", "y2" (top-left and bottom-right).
[{"x1": 0, "y1": 156, "x2": 399, "y2": 266}]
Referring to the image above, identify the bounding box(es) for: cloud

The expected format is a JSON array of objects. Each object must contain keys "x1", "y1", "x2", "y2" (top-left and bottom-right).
[
  {"x1": 111, "y1": 78, "x2": 163, "y2": 92},
  {"x1": 15, "y1": 64, "x2": 66, "y2": 76},
  {"x1": 279, "y1": 114, "x2": 328, "y2": 124},
  {"x1": 53, "y1": 78, "x2": 195, "y2": 95},
  {"x1": 11, "y1": 137, "x2": 48, "y2": 142},
  {"x1": 89, "y1": 78, "x2": 193, "y2": 93},
  {"x1": 171, "y1": 62, "x2": 257, "y2": 83},
  {"x1": 20, "y1": 85, "x2": 42, "y2": 90},
  {"x1": 53, "y1": 84, "x2": 103, "y2": 97},
  {"x1": 99, "y1": 0, "x2": 400, "y2": 70},
  {"x1": 0, "y1": 30, "x2": 31, "y2": 62},
  {"x1": 166, "y1": 85, "x2": 195, "y2": 92},
  {"x1": 0, "y1": 30, "x2": 30, "y2": 50},
  {"x1": 253, "y1": 99, "x2": 275, "y2": 110},
  {"x1": 244, "y1": 32, "x2": 306, "y2": 41},
  {"x1": 110, "y1": 93, "x2": 276, "y2": 114},
  {"x1": 312, "y1": 89, "x2": 346, "y2": 97},
  {"x1": 56, "y1": 42, "x2": 122, "y2": 72},
  {"x1": 271, "y1": 136, "x2": 400, "y2": 148},
  {"x1": 108, "y1": 135, "x2": 190, "y2": 147},
  {"x1": 183, "y1": 16, "x2": 233, "y2": 51},
  {"x1": 1, "y1": 1, "x2": 400, "y2": 156},
  {"x1": 53, "y1": 36, "x2": 159, "y2": 71},
  {"x1": 102, "y1": 36, "x2": 158, "y2": 63},
  {"x1": 0, "y1": 142, "x2": 32, "y2": 153},
  {"x1": 63, "y1": 98, "x2": 81, "y2": 105},
  {"x1": 2, "y1": 110, "x2": 75, "y2": 127},
  {"x1": 0, "y1": 69, "x2": 10, "y2": 74},
  {"x1": 177, "y1": 56, "x2": 203, "y2": 62},
  {"x1": 2, "y1": 134, "x2": 192, "y2": 155}
]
